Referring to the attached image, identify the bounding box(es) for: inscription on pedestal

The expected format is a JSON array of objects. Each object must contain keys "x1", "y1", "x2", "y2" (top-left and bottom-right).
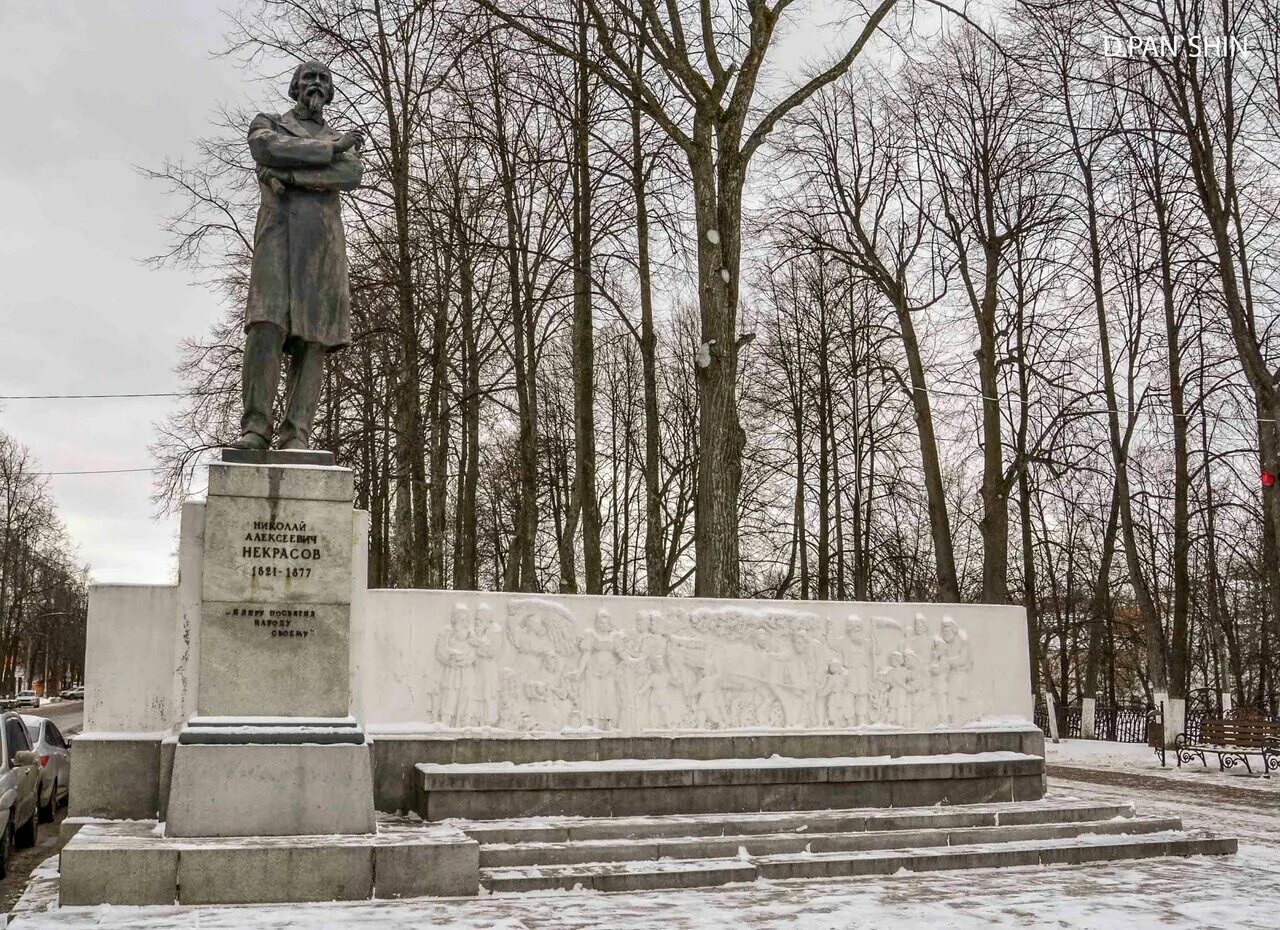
[
  {"x1": 202, "y1": 497, "x2": 353, "y2": 605},
  {"x1": 226, "y1": 605, "x2": 319, "y2": 640},
  {"x1": 198, "y1": 601, "x2": 350, "y2": 717}
]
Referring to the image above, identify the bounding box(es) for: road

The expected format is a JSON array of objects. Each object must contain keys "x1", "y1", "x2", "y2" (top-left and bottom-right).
[{"x1": 18, "y1": 701, "x2": 83, "y2": 738}]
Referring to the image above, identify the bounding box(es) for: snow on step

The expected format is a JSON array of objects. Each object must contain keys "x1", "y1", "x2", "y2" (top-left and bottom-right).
[
  {"x1": 477, "y1": 817, "x2": 1182, "y2": 869},
  {"x1": 484, "y1": 856, "x2": 758, "y2": 893},
  {"x1": 454, "y1": 799, "x2": 1136, "y2": 845},
  {"x1": 753, "y1": 830, "x2": 1237, "y2": 880},
  {"x1": 481, "y1": 830, "x2": 1237, "y2": 894},
  {"x1": 419, "y1": 751, "x2": 1040, "y2": 786}
]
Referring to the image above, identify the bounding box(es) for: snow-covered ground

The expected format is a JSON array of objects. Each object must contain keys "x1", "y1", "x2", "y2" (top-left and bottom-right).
[
  {"x1": 1047, "y1": 737, "x2": 1280, "y2": 793},
  {"x1": 12, "y1": 775, "x2": 1278, "y2": 929}
]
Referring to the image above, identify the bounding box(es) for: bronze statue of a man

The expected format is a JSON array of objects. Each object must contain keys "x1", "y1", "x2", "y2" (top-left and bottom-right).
[{"x1": 232, "y1": 60, "x2": 364, "y2": 452}]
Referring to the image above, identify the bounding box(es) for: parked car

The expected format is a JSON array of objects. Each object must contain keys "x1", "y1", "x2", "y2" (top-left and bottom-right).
[
  {"x1": 0, "y1": 712, "x2": 41, "y2": 877},
  {"x1": 65, "y1": 687, "x2": 83, "y2": 701},
  {"x1": 13, "y1": 692, "x2": 38, "y2": 709},
  {"x1": 20, "y1": 715, "x2": 70, "y2": 823}
]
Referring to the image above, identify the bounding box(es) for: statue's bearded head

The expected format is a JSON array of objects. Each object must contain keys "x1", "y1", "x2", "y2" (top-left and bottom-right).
[{"x1": 289, "y1": 60, "x2": 335, "y2": 116}]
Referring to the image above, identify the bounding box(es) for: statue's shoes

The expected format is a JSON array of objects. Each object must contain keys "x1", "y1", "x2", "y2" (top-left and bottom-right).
[
  {"x1": 278, "y1": 439, "x2": 310, "y2": 452},
  {"x1": 229, "y1": 432, "x2": 270, "y2": 451}
]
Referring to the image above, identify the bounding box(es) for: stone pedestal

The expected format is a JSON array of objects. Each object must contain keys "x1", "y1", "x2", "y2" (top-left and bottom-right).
[
  {"x1": 166, "y1": 742, "x2": 375, "y2": 837},
  {"x1": 164, "y1": 453, "x2": 375, "y2": 838}
]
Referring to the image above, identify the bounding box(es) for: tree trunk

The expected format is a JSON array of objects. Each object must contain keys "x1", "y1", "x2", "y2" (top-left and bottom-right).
[
  {"x1": 690, "y1": 128, "x2": 745, "y2": 598},
  {"x1": 976, "y1": 243, "x2": 1010, "y2": 604},
  {"x1": 571, "y1": 1, "x2": 602, "y2": 594},
  {"x1": 629, "y1": 86, "x2": 665, "y2": 597},
  {"x1": 891, "y1": 287, "x2": 959, "y2": 602}
]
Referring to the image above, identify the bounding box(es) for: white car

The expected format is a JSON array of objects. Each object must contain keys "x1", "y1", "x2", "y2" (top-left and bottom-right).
[
  {"x1": 0, "y1": 712, "x2": 41, "y2": 877},
  {"x1": 14, "y1": 692, "x2": 38, "y2": 709},
  {"x1": 21, "y1": 715, "x2": 70, "y2": 822}
]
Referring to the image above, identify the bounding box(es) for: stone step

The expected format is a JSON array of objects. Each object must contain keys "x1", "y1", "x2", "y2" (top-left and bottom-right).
[
  {"x1": 753, "y1": 831, "x2": 1238, "y2": 881},
  {"x1": 458, "y1": 799, "x2": 1134, "y2": 845},
  {"x1": 416, "y1": 752, "x2": 1046, "y2": 820},
  {"x1": 480, "y1": 830, "x2": 1237, "y2": 894},
  {"x1": 477, "y1": 816, "x2": 1181, "y2": 869}
]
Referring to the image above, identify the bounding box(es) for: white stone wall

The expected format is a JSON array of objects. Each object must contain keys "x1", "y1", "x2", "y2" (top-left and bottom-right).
[
  {"x1": 84, "y1": 584, "x2": 180, "y2": 733},
  {"x1": 359, "y1": 591, "x2": 1032, "y2": 733},
  {"x1": 83, "y1": 497, "x2": 1032, "y2": 736}
]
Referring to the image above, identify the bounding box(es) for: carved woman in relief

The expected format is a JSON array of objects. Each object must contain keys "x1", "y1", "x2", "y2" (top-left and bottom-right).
[
  {"x1": 573, "y1": 608, "x2": 628, "y2": 729},
  {"x1": 435, "y1": 603, "x2": 477, "y2": 727}
]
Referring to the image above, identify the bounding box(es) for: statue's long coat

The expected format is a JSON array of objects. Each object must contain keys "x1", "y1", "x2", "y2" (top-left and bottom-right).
[{"x1": 245, "y1": 110, "x2": 362, "y2": 350}]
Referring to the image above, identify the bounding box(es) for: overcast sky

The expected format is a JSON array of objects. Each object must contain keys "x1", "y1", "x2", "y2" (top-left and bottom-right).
[
  {"x1": 0, "y1": 2, "x2": 265, "y2": 584},
  {"x1": 0, "y1": 1, "x2": 879, "y2": 587}
]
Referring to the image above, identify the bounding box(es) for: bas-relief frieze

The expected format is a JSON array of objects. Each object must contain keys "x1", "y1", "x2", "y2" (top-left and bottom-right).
[{"x1": 424, "y1": 599, "x2": 976, "y2": 732}]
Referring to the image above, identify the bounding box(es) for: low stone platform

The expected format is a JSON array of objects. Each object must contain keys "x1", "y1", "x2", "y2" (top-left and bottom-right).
[
  {"x1": 415, "y1": 751, "x2": 1044, "y2": 820},
  {"x1": 59, "y1": 816, "x2": 479, "y2": 906},
  {"x1": 454, "y1": 799, "x2": 1236, "y2": 893},
  {"x1": 373, "y1": 724, "x2": 1046, "y2": 812}
]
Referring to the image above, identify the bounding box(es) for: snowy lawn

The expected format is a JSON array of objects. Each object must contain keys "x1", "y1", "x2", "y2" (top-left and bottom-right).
[
  {"x1": 11, "y1": 774, "x2": 1278, "y2": 929},
  {"x1": 1047, "y1": 738, "x2": 1280, "y2": 793}
]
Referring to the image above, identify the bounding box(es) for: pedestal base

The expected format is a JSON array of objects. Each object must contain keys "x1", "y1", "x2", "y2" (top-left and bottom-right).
[
  {"x1": 165, "y1": 738, "x2": 376, "y2": 837},
  {"x1": 60, "y1": 817, "x2": 479, "y2": 905}
]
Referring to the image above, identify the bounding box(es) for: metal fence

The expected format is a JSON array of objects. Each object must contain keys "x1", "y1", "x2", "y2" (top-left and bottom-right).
[
  {"x1": 1095, "y1": 706, "x2": 1149, "y2": 743},
  {"x1": 1035, "y1": 701, "x2": 1149, "y2": 743},
  {"x1": 1036, "y1": 700, "x2": 1279, "y2": 745}
]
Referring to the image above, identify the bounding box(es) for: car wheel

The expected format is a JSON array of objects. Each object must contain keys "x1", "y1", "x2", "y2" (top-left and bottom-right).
[
  {"x1": 38, "y1": 782, "x2": 54, "y2": 823},
  {"x1": 15, "y1": 807, "x2": 37, "y2": 848}
]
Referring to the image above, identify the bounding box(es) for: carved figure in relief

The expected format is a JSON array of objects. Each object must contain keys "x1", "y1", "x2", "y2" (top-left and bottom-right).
[
  {"x1": 434, "y1": 603, "x2": 477, "y2": 727},
  {"x1": 633, "y1": 611, "x2": 675, "y2": 729},
  {"x1": 573, "y1": 608, "x2": 629, "y2": 729},
  {"x1": 424, "y1": 599, "x2": 977, "y2": 734},
  {"x1": 838, "y1": 615, "x2": 870, "y2": 725},
  {"x1": 472, "y1": 603, "x2": 502, "y2": 724},
  {"x1": 941, "y1": 617, "x2": 973, "y2": 720},
  {"x1": 666, "y1": 627, "x2": 711, "y2": 716},
  {"x1": 929, "y1": 636, "x2": 951, "y2": 723},
  {"x1": 867, "y1": 615, "x2": 903, "y2": 692},
  {"x1": 523, "y1": 678, "x2": 560, "y2": 729},
  {"x1": 902, "y1": 647, "x2": 931, "y2": 728},
  {"x1": 875, "y1": 650, "x2": 908, "y2": 725},
  {"x1": 820, "y1": 658, "x2": 850, "y2": 727},
  {"x1": 497, "y1": 666, "x2": 521, "y2": 729},
  {"x1": 543, "y1": 652, "x2": 575, "y2": 721},
  {"x1": 507, "y1": 598, "x2": 578, "y2": 661},
  {"x1": 908, "y1": 613, "x2": 935, "y2": 667},
  {"x1": 776, "y1": 630, "x2": 816, "y2": 726}
]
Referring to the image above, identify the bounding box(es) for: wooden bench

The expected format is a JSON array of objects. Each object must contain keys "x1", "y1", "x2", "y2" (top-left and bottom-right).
[{"x1": 1156, "y1": 710, "x2": 1280, "y2": 775}]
